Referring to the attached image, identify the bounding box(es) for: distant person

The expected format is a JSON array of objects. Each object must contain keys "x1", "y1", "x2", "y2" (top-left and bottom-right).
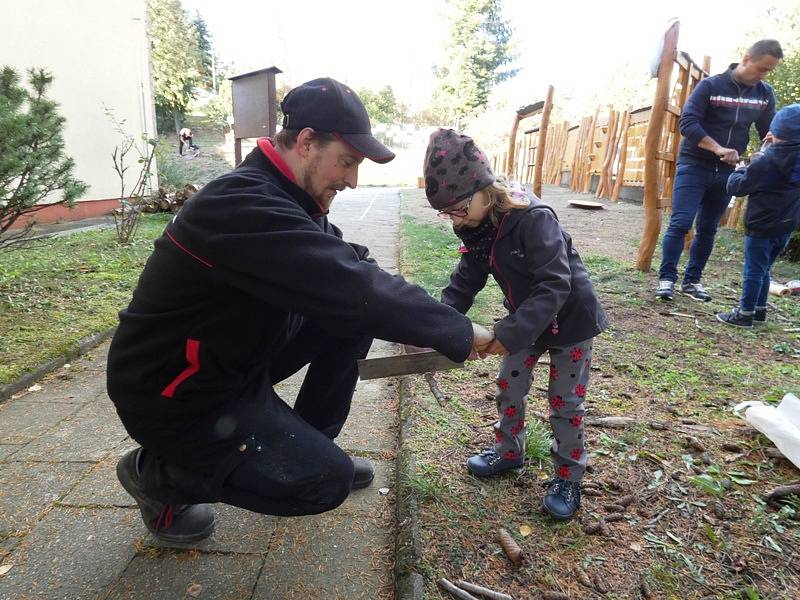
[
  {"x1": 656, "y1": 39, "x2": 782, "y2": 302},
  {"x1": 179, "y1": 127, "x2": 198, "y2": 155},
  {"x1": 717, "y1": 104, "x2": 800, "y2": 327},
  {"x1": 422, "y1": 129, "x2": 608, "y2": 521},
  {"x1": 107, "y1": 78, "x2": 493, "y2": 543}
]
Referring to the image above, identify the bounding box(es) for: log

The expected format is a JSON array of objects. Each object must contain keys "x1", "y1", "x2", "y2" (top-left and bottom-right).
[
  {"x1": 769, "y1": 281, "x2": 791, "y2": 297},
  {"x1": 636, "y1": 21, "x2": 680, "y2": 271}
]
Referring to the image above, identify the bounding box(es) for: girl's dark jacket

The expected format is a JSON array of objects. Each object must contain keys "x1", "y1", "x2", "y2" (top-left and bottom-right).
[
  {"x1": 441, "y1": 197, "x2": 608, "y2": 354},
  {"x1": 106, "y1": 140, "x2": 473, "y2": 468},
  {"x1": 726, "y1": 141, "x2": 800, "y2": 238}
]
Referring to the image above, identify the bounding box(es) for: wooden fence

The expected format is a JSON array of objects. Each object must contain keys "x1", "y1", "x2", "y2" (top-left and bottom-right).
[{"x1": 488, "y1": 20, "x2": 716, "y2": 272}]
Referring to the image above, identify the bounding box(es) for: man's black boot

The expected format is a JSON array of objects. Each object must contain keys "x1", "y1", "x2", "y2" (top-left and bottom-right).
[
  {"x1": 117, "y1": 448, "x2": 215, "y2": 543},
  {"x1": 351, "y1": 456, "x2": 374, "y2": 489}
]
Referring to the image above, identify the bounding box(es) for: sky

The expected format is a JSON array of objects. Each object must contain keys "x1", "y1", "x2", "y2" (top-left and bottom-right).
[{"x1": 182, "y1": 0, "x2": 790, "y2": 114}]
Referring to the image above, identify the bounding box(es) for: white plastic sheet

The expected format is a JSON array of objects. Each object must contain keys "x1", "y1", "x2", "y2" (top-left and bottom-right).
[{"x1": 735, "y1": 393, "x2": 800, "y2": 469}]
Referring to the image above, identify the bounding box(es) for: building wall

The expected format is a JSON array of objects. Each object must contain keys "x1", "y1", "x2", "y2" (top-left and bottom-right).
[{"x1": 1, "y1": 0, "x2": 157, "y2": 225}]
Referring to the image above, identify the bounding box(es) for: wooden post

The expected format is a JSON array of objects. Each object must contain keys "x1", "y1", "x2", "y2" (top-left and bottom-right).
[
  {"x1": 570, "y1": 118, "x2": 587, "y2": 191},
  {"x1": 507, "y1": 114, "x2": 521, "y2": 177},
  {"x1": 597, "y1": 107, "x2": 618, "y2": 198},
  {"x1": 636, "y1": 21, "x2": 680, "y2": 272},
  {"x1": 533, "y1": 85, "x2": 555, "y2": 198},
  {"x1": 582, "y1": 106, "x2": 600, "y2": 193},
  {"x1": 610, "y1": 108, "x2": 631, "y2": 202}
]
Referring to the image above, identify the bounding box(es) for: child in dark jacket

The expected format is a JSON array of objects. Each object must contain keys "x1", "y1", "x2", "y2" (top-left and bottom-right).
[
  {"x1": 423, "y1": 129, "x2": 609, "y2": 520},
  {"x1": 717, "y1": 104, "x2": 800, "y2": 328}
]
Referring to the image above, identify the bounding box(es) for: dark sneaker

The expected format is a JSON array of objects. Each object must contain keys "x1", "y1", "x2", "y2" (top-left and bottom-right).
[
  {"x1": 543, "y1": 477, "x2": 581, "y2": 520},
  {"x1": 753, "y1": 307, "x2": 767, "y2": 324},
  {"x1": 116, "y1": 448, "x2": 215, "y2": 543},
  {"x1": 680, "y1": 282, "x2": 711, "y2": 302},
  {"x1": 656, "y1": 280, "x2": 674, "y2": 301},
  {"x1": 351, "y1": 456, "x2": 374, "y2": 490},
  {"x1": 466, "y1": 449, "x2": 524, "y2": 477},
  {"x1": 716, "y1": 308, "x2": 753, "y2": 328}
]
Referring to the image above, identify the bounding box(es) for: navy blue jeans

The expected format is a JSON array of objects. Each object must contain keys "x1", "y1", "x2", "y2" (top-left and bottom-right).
[
  {"x1": 740, "y1": 234, "x2": 792, "y2": 311},
  {"x1": 658, "y1": 162, "x2": 733, "y2": 283}
]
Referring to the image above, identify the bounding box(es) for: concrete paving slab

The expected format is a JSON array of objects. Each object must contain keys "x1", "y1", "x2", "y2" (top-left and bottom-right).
[
  {"x1": 0, "y1": 507, "x2": 140, "y2": 600},
  {"x1": 145, "y1": 503, "x2": 277, "y2": 554},
  {"x1": 0, "y1": 401, "x2": 79, "y2": 444},
  {"x1": 337, "y1": 459, "x2": 394, "y2": 515},
  {"x1": 0, "y1": 445, "x2": 20, "y2": 460},
  {"x1": 11, "y1": 399, "x2": 128, "y2": 462},
  {"x1": 0, "y1": 462, "x2": 88, "y2": 535},
  {"x1": 336, "y1": 396, "x2": 397, "y2": 454},
  {"x1": 60, "y1": 455, "x2": 136, "y2": 508},
  {"x1": 14, "y1": 372, "x2": 107, "y2": 404},
  {"x1": 253, "y1": 511, "x2": 394, "y2": 600},
  {"x1": 104, "y1": 551, "x2": 263, "y2": 600}
]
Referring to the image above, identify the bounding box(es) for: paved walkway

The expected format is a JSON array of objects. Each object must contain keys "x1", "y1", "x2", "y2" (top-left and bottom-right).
[{"x1": 0, "y1": 188, "x2": 403, "y2": 600}]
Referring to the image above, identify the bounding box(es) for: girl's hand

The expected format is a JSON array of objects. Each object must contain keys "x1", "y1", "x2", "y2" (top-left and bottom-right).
[{"x1": 482, "y1": 338, "x2": 509, "y2": 356}]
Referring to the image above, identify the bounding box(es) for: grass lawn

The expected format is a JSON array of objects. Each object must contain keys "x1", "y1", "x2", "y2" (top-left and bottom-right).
[
  {"x1": 0, "y1": 214, "x2": 171, "y2": 385},
  {"x1": 398, "y1": 190, "x2": 800, "y2": 600}
]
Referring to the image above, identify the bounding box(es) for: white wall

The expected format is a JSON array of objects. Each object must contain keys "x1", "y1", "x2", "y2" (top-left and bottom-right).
[{"x1": 0, "y1": 0, "x2": 157, "y2": 201}]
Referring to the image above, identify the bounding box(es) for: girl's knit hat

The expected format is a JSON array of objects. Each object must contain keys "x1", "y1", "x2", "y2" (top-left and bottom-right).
[
  {"x1": 770, "y1": 104, "x2": 800, "y2": 143},
  {"x1": 423, "y1": 129, "x2": 496, "y2": 210}
]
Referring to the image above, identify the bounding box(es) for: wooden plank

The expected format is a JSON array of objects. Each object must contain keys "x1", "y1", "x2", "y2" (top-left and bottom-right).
[
  {"x1": 666, "y1": 103, "x2": 681, "y2": 116},
  {"x1": 656, "y1": 150, "x2": 675, "y2": 162},
  {"x1": 357, "y1": 350, "x2": 463, "y2": 380}
]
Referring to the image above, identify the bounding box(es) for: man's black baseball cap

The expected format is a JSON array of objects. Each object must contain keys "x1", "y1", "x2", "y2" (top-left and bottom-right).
[{"x1": 280, "y1": 77, "x2": 395, "y2": 164}]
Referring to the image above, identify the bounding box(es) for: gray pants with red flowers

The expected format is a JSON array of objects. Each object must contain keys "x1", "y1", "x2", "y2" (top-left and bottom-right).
[{"x1": 493, "y1": 338, "x2": 593, "y2": 482}]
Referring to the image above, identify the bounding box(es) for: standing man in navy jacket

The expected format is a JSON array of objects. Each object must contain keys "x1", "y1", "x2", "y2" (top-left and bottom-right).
[
  {"x1": 107, "y1": 77, "x2": 493, "y2": 543},
  {"x1": 656, "y1": 39, "x2": 782, "y2": 302}
]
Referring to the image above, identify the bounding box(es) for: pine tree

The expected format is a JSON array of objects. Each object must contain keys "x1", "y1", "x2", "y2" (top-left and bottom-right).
[
  {"x1": 191, "y1": 11, "x2": 214, "y2": 90},
  {"x1": 431, "y1": 0, "x2": 517, "y2": 127},
  {"x1": 147, "y1": 0, "x2": 202, "y2": 132},
  {"x1": 0, "y1": 67, "x2": 88, "y2": 250}
]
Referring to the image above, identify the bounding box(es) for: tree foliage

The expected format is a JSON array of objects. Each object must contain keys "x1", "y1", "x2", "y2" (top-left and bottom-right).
[
  {"x1": 0, "y1": 67, "x2": 88, "y2": 250},
  {"x1": 431, "y1": 0, "x2": 517, "y2": 127},
  {"x1": 147, "y1": 0, "x2": 203, "y2": 130},
  {"x1": 357, "y1": 85, "x2": 407, "y2": 126},
  {"x1": 191, "y1": 11, "x2": 214, "y2": 90}
]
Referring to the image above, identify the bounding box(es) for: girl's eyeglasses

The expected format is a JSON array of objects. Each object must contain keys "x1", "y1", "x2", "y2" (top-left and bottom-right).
[{"x1": 437, "y1": 194, "x2": 474, "y2": 218}]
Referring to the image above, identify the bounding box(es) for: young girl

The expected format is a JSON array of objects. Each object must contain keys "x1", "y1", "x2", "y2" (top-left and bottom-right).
[{"x1": 423, "y1": 129, "x2": 609, "y2": 520}]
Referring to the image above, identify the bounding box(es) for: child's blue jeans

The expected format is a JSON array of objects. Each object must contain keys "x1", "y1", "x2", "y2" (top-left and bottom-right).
[
  {"x1": 658, "y1": 162, "x2": 733, "y2": 284},
  {"x1": 740, "y1": 234, "x2": 792, "y2": 311}
]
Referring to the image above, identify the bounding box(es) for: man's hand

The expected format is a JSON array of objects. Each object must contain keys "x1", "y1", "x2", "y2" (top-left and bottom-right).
[
  {"x1": 715, "y1": 146, "x2": 740, "y2": 165},
  {"x1": 762, "y1": 131, "x2": 775, "y2": 148},
  {"x1": 469, "y1": 323, "x2": 493, "y2": 360}
]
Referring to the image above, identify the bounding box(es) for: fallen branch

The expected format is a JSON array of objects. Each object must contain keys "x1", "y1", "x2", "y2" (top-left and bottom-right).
[
  {"x1": 438, "y1": 578, "x2": 480, "y2": 600},
  {"x1": 454, "y1": 580, "x2": 512, "y2": 600},
  {"x1": 764, "y1": 481, "x2": 800, "y2": 507},
  {"x1": 424, "y1": 372, "x2": 447, "y2": 406},
  {"x1": 541, "y1": 593, "x2": 569, "y2": 600},
  {"x1": 497, "y1": 528, "x2": 525, "y2": 565},
  {"x1": 531, "y1": 412, "x2": 714, "y2": 434}
]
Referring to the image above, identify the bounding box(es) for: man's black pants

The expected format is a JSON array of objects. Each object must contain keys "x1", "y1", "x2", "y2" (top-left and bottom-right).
[{"x1": 139, "y1": 319, "x2": 373, "y2": 517}]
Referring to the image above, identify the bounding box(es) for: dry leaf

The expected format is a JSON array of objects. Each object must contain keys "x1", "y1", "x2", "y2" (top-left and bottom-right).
[
  {"x1": 186, "y1": 583, "x2": 202, "y2": 597},
  {"x1": 27, "y1": 384, "x2": 42, "y2": 392},
  {"x1": 0, "y1": 564, "x2": 12, "y2": 577},
  {"x1": 518, "y1": 524, "x2": 532, "y2": 537},
  {"x1": 630, "y1": 542, "x2": 643, "y2": 552},
  {"x1": 378, "y1": 487, "x2": 390, "y2": 495}
]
